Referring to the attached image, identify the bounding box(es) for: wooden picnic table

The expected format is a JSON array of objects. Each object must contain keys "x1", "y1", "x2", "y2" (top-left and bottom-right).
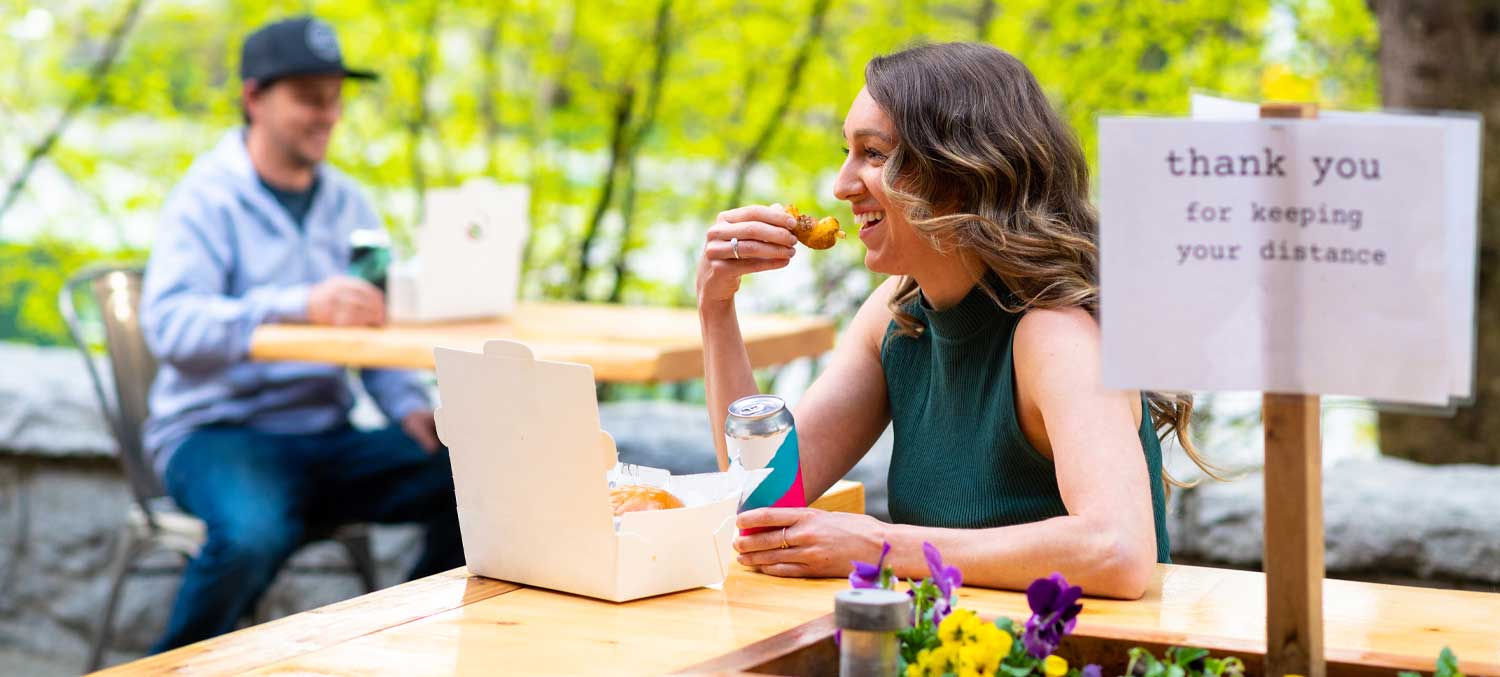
[
  {"x1": 92, "y1": 565, "x2": 1500, "y2": 676},
  {"x1": 94, "y1": 472, "x2": 1499, "y2": 676},
  {"x1": 249, "y1": 301, "x2": 837, "y2": 382}
]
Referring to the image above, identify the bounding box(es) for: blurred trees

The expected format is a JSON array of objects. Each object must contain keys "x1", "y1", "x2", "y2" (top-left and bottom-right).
[{"x1": 0, "y1": 0, "x2": 1381, "y2": 347}]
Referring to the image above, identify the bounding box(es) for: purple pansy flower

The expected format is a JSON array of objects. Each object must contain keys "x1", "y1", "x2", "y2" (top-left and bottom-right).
[
  {"x1": 848, "y1": 541, "x2": 892, "y2": 589},
  {"x1": 1082, "y1": 664, "x2": 1103, "y2": 677},
  {"x1": 922, "y1": 542, "x2": 962, "y2": 623},
  {"x1": 1022, "y1": 572, "x2": 1083, "y2": 658},
  {"x1": 923, "y1": 542, "x2": 963, "y2": 598}
]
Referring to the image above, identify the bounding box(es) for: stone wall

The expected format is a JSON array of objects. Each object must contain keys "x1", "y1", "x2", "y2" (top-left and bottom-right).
[{"x1": 1168, "y1": 457, "x2": 1500, "y2": 588}]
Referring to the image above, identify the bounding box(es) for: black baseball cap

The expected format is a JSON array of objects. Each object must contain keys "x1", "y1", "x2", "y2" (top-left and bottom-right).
[{"x1": 240, "y1": 16, "x2": 376, "y2": 85}]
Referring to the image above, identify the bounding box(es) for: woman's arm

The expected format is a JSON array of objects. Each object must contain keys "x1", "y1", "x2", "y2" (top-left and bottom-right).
[
  {"x1": 736, "y1": 307, "x2": 1158, "y2": 599},
  {"x1": 787, "y1": 278, "x2": 896, "y2": 501},
  {"x1": 697, "y1": 207, "x2": 895, "y2": 497},
  {"x1": 699, "y1": 205, "x2": 800, "y2": 469}
]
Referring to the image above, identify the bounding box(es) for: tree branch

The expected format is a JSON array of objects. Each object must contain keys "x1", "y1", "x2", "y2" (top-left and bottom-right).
[
  {"x1": 520, "y1": 0, "x2": 582, "y2": 288},
  {"x1": 608, "y1": 0, "x2": 675, "y2": 303},
  {"x1": 725, "y1": 0, "x2": 833, "y2": 209},
  {"x1": 0, "y1": 0, "x2": 147, "y2": 225},
  {"x1": 480, "y1": 3, "x2": 509, "y2": 177},
  {"x1": 407, "y1": 1, "x2": 441, "y2": 225},
  {"x1": 975, "y1": 0, "x2": 998, "y2": 42},
  {"x1": 570, "y1": 85, "x2": 636, "y2": 300}
]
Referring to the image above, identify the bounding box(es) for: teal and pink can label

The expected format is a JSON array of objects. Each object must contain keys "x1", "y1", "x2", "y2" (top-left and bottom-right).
[{"x1": 726, "y1": 395, "x2": 806, "y2": 534}]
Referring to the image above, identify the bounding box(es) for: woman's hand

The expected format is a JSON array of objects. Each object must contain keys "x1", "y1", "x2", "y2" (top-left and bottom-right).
[
  {"x1": 733, "y1": 508, "x2": 889, "y2": 578},
  {"x1": 696, "y1": 204, "x2": 799, "y2": 306}
]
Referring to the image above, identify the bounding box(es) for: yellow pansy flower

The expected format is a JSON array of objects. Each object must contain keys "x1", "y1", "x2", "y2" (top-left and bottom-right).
[
  {"x1": 929, "y1": 645, "x2": 960, "y2": 673},
  {"x1": 960, "y1": 642, "x2": 1003, "y2": 674},
  {"x1": 976, "y1": 623, "x2": 1012, "y2": 657},
  {"x1": 1044, "y1": 654, "x2": 1070, "y2": 677},
  {"x1": 938, "y1": 609, "x2": 977, "y2": 645},
  {"x1": 960, "y1": 613, "x2": 984, "y2": 644}
]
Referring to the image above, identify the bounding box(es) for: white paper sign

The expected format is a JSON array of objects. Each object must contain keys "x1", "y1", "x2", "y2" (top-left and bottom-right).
[
  {"x1": 1188, "y1": 94, "x2": 1483, "y2": 404},
  {"x1": 1100, "y1": 117, "x2": 1450, "y2": 405}
]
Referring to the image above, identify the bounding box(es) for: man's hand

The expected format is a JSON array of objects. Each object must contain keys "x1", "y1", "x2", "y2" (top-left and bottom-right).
[
  {"x1": 402, "y1": 409, "x2": 441, "y2": 454},
  {"x1": 308, "y1": 276, "x2": 386, "y2": 327}
]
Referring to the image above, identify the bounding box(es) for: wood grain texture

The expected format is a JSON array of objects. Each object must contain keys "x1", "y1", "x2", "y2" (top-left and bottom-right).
[
  {"x1": 1259, "y1": 98, "x2": 1325, "y2": 677},
  {"x1": 808, "y1": 479, "x2": 863, "y2": 515},
  {"x1": 90, "y1": 568, "x2": 519, "y2": 676},
  {"x1": 227, "y1": 565, "x2": 1499, "y2": 676},
  {"x1": 1262, "y1": 393, "x2": 1325, "y2": 677},
  {"x1": 248, "y1": 301, "x2": 836, "y2": 382}
]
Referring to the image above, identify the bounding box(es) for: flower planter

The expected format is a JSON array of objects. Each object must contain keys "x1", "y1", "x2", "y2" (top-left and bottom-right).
[{"x1": 680, "y1": 614, "x2": 1439, "y2": 677}]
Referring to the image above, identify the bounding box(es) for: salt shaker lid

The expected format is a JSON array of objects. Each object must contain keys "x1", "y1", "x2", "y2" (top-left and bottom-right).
[{"x1": 835, "y1": 588, "x2": 912, "y2": 632}]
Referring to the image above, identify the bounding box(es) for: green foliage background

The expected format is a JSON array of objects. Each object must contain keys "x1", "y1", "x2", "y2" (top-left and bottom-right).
[{"x1": 0, "y1": 0, "x2": 1380, "y2": 347}]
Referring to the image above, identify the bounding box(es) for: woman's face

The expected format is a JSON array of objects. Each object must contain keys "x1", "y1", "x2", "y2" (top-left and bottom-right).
[{"x1": 835, "y1": 87, "x2": 926, "y2": 276}]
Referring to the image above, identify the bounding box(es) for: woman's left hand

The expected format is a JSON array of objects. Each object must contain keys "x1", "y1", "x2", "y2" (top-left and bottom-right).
[{"x1": 733, "y1": 508, "x2": 889, "y2": 578}]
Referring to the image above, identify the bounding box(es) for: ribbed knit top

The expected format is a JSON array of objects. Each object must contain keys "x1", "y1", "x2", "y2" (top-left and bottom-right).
[{"x1": 880, "y1": 277, "x2": 1171, "y2": 563}]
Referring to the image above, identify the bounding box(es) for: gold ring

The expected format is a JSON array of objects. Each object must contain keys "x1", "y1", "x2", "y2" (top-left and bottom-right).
[
  {"x1": 780, "y1": 527, "x2": 789, "y2": 549},
  {"x1": 730, "y1": 237, "x2": 740, "y2": 260}
]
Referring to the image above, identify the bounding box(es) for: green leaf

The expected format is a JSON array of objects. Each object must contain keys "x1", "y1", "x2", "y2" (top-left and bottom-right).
[
  {"x1": 1435, "y1": 646, "x2": 1461, "y2": 677},
  {"x1": 1173, "y1": 647, "x2": 1209, "y2": 667}
]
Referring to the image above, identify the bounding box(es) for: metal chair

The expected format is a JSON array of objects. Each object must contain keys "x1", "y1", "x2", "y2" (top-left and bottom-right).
[{"x1": 60, "y1": 264, "x2": 381, "y2": 671}]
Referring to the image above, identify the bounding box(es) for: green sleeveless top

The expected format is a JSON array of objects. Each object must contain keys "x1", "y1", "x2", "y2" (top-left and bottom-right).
[{"x1": 880, "y1": 278, "x2": 1172, "y2": 563}]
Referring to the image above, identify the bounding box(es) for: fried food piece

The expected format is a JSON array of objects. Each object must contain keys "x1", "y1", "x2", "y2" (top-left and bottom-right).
[
  {"x1": 785, "y1": 204, "x2": 845, "y2": 250},
  {"x1": 609, "y1": 484, "x2": 685, "y2": 516}
]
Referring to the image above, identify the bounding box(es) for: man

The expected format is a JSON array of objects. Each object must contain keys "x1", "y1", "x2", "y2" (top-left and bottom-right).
[{"x1": 140, "y1": 16, "x2": 462, "y2": 652}]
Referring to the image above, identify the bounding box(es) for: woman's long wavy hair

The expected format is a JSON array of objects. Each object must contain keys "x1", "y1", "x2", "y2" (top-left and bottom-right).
[{"x1": 865, "y1": 42, "x2": 1223, "y2": 491}]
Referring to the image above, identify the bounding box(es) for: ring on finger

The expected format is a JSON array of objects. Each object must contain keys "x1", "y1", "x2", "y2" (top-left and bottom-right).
[
  {"x1": 780, "y1": 526, "x2": 789, "y2": 549},
  {"x1": 730, "y1": 237, "x2": 740, "y2": 260}
]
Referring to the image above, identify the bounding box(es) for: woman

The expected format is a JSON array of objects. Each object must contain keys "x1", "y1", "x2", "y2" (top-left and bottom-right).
[{"x1": 696, "y1": 42, "x2": 1218, "y2": 599}]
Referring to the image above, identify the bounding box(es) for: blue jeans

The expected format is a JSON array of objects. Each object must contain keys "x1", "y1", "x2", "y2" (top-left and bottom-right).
[{"x1": 149, "y1": 424, "x2": 464, "y2": 653}]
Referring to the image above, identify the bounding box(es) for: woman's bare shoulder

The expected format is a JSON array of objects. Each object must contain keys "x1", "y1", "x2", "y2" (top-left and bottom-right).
[
  {"x1": 1013, "y1": 306, "x2": 1100, "y2": 374},
  {"x1": 846, "y1": 276, "x2": 902, "y2": 352}
]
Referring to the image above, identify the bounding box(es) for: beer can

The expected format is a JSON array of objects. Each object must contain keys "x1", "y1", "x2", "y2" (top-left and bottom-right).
[{"x1": 725, "y1": 394, "x2": 795, "y2": 470}]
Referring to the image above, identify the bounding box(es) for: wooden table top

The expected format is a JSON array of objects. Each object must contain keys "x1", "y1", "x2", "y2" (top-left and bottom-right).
[
  {"x1": 96, "y1": 563, "x2": 1500, "y2": 676},
  {"x1": 96, "y1": 496, "x2": 1500, "y2": 677},
  {"x1": 248, "y1": 301, "x2": 837, "y2": 382}
]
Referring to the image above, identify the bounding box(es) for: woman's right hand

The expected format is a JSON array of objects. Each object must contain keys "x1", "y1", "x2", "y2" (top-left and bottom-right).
[{"x1": 696, "y1": 204, "x2": 799, "y2": 307}]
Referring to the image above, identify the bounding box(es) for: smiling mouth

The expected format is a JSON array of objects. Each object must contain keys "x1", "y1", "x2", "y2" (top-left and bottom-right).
[{"x1": 855, "y1": 210, "x2": 885, "y2": 233}]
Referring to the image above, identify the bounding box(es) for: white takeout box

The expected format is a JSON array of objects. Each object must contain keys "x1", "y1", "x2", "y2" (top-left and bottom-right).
[
  {"x1": 432, "y1": 339, "x2": 742, "y2": 602},
  {"x1": 388, "y1": 180, "x2": 528, "y2": 323}
]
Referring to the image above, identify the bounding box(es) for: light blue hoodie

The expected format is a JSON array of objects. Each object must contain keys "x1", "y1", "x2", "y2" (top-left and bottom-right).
[{"x1": 141, "y1": 130, "x2": 429, "y2": 478}]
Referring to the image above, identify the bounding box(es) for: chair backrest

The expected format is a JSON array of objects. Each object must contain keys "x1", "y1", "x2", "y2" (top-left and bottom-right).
[{"x1": 59, "y1": 264, "x2": 163, "y2": 508}]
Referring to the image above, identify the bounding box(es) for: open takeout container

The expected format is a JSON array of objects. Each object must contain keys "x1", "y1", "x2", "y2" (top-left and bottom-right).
[{"x1": 433, "y1": 339, "x2": 744, "y2": 602}]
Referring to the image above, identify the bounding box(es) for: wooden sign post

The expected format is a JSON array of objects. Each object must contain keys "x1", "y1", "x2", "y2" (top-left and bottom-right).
[
  {"x1": 1100, "y1": 97, "x2": 1475, "y2": 677},
  {"x1": 1259, "y1": 101, "x2": 1324, "y2": 677}
]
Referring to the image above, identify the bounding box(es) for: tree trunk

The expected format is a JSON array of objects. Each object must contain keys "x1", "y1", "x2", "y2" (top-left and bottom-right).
[
  {"x1": 725, "y1": 0, "x2": 833, "y2": 209},
  {"x1": 520, "y1": 0, "x2": 581, "y2": 286},
  {"x1": 975, "y1": 0, "x2": 998, "y2": 42},
  {"x1": 1372, "y1": 0, "x2": 1500, "y2": 464},
  {"x1": 607, "y1": 0, "x2": 675, "y2": 304},
  {"x1": 406, "y1": 2, "x2": 441, "y2": 225},
  {"x1": 480, "y1": 4, "x2": 508, "y2": 177},
  {"x1": 570, "y1": 85, "x2": 635, "y2": 300}
]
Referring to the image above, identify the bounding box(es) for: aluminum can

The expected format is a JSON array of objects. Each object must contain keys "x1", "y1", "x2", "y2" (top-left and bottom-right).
[{"x1": 725, "y1": 394, "x2": 795, "y2": 470}]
